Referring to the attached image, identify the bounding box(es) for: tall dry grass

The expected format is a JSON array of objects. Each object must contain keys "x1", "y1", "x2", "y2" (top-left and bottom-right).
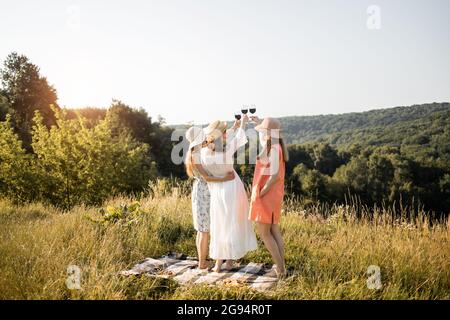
[{"x1": 0, "y1": 181, "x2": 448, "y2": 300}]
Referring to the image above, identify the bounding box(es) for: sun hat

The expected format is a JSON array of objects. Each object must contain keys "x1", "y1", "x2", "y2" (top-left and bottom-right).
[
  {"x1": 203, "y1": 120, "x2": 228, "y2": 142},
  {"x1": 254, "y1": 117, "x2": 282, "y2": 131},
  {"x1": 185, "y1": 126, "x2": 206, "y2": 150},
  {"x1": 255, "y1": 117, "x2": 283, "y2": 140}
]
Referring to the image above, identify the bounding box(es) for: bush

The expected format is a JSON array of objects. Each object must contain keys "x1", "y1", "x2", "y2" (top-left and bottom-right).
[
  {"x1": 0, "y1": 114, "x2": 38, "y2": 202},
  {"x1": 0, "y1": 107, "x2": 155, "y2": 208}
]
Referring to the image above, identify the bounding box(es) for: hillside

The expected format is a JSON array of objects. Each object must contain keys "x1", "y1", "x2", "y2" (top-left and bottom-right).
[
  {"x1": 279, "y1": 102, "x2": 450, "y2": 145},
  {"x1": 171, "y1": 103, "x2": 450, "y2": 163}
]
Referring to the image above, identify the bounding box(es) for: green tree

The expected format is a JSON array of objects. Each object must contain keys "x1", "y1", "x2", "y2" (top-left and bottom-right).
[
  {"x1": 0, "y1": 52, "x2": 58, "y2": 149},
  {"x1": 65, "y1": 107, "x2": 107, "y2": 128},
  {"x1": 105, "y1": 100, "x2": 184, "y2": 177},
  {"x1": 312, "y1": 143, "x2": 343, "y2": 176},
  {"x1": 286, "y1": 144, "x2": 314, "y2": 176},
  {"x1": 31, "y1": 107, "x2": 154, "y2": 208},
  {"x1": 0, "y1": 114, "x2": 37, "y2": 202},
  {"x1": 0, "y1": 92, "x2": 12, "y2": 121},
  {"x1": 333, "y1": 155, "x2": 370, "y2": 202},
  {"x1": 292, "y1": 164, "x2": 328, "y2": 201}
]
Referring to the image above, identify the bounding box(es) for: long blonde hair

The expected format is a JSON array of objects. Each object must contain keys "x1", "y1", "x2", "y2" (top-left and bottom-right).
[
  {"x1": 280, "y1": 137, "x2": 289, "y2": 162},
  {"x1": 261, "y1": 129, "x2": 289, "y2": 162},
  {"x1": 265, "y1": 138, "x2": 289, "y2": 162},
  {"x1": 185, "y1": 147, "x2": 195, "y2": 178},
  {"x1": 185, "y1": 143, "x2": 206, "y2": 177}
]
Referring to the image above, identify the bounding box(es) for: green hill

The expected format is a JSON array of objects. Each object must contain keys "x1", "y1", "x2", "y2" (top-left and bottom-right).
[
  {"x1": 172, "y1": 103, "x2": 449, "y2": 159},
  {"x1": 279, "y1": 102, "x2": 450, "y2": 145},
  {"x1": 279, "y1": 103, "x2": 450, "y2": 168}
]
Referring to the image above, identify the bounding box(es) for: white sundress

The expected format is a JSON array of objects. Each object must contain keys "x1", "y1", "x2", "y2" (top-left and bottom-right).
[{"x1": 200, "y1": 128, "x2": 258, "y2": 260}]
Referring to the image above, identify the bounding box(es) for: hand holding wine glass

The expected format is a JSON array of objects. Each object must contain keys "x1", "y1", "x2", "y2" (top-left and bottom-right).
[
  {"x1": 240, "y1": 113, "x2": 249, "y2": 129},
  {"x1": 232, "y1": 118, "x2": 240, "y2": 130},
  {"x1": 249, "y1": 105, "x2": 258, "y2": 123},
  {"x1": 250, "y1": 115, "x2": 261, "y2": 124},
  {"x1": 234, "y1": 110, "x2": 242, "y2": 129}
]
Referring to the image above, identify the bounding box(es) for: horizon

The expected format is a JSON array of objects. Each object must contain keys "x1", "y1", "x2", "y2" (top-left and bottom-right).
[
  {"x1": 53, "y1": 100, "x2": 450, "y2": 126},
  {"x1": 167, "y1": 101, "x2": 450, "y2": 126},
  {"x1": 1, "y1": 0, "x2": 449, "y2": 124}
]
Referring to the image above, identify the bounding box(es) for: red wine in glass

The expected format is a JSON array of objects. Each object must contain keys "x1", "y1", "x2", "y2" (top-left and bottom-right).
[
  {"x1": 249, "y1": 105, "x2": 257, "y2": 122},
  {"x1": 241, "y1": 109, "x2": 248, "y2": 114},
  {"x1": 235, "y1": 114, "x2": 242, "y2": 120}
]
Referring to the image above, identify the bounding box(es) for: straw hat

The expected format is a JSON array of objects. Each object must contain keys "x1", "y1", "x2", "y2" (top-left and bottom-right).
[
  {"x1": 185, "y1": 126, "x2": 206, "y2": 150},
  {"x1": 203, "y1": 120, "x2": 228, "y2": 141},
  {"x1": 255, "y1": 117, "x2": 283, "y2": 140},
  {"x1": 255, "y1": 117, "x2": 282, "y2": 131}
]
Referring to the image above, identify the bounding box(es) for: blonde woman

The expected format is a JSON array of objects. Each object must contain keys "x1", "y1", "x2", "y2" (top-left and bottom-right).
[
  {"x1": 200, "y1": 117, "x2": 258, "y2": 272},
  {"x1": 185, "y1": 126, "x2": 235, "y2": 269},
  {"x1": 249, "y1": 117, "x2": 289, "y2": 278}
]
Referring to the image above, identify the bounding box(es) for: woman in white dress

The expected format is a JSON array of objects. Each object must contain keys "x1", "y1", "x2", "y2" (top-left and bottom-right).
[
  {"x1": 201, "y1": 115, "x2": 258, "y2": 272},
  {"x1": 184, "y1": 126, "x2": 235, "y2": 269}
]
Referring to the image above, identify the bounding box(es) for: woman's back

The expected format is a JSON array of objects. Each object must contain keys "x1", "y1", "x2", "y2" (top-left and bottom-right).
[
  {"x1": 200, "y1": 127, "x2": 247, "y2": 178},
  {"x1": 200, "y1": 148, "x2": 235, "y2": 178}
]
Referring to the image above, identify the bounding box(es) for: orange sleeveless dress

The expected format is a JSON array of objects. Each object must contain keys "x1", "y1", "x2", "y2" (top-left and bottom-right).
[{"x1": 249, "y1": 144, "x2": 285, "y2": 225}]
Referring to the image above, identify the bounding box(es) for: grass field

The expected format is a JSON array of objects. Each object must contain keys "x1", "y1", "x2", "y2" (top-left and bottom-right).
[{"x1": 0, "y1": 183, "x2": 449, "y2": 300}]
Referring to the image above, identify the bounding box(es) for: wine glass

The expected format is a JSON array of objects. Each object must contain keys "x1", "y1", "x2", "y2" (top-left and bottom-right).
[
  {"x1": 249, "y1": 104, "x2": 257, "y2": 123},
  {"x1": 234, "y1": 114, "x2": 241, "y2": 120},
  {"x1": 241, "y1": 105, "x2": 249, "y2": 115}
]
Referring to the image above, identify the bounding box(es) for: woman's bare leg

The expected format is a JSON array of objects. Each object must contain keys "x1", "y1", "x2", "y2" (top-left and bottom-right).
[
  {"x1": 257, "y1": 223, "x2": 285, "y2": 277},
  {"x1": 212, "y1": 259, "x2": 223, "y2": 273},
  {"x1": 270, "y1": 224, "x2": 286, "y2": 273},
  {"x1": 196, "y1": 232, "x2": 200, "y2": 265},
  {"x1": 197, "y1": 232, "x2": 210, "y2": 269}
]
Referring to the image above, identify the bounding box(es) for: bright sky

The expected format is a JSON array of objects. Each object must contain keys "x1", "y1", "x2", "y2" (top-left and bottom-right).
[{"x1": 1, "y1": 0, "x2": 449, "y2": 125}]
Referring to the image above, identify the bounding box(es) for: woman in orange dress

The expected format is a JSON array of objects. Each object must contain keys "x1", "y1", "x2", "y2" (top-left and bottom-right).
[{"x1": 249, "y1": 116, "x2": 289, "y2": 278}]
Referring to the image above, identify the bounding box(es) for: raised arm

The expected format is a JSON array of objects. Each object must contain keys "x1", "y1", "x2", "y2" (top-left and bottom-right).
[
  {"x1": 223, "y1": 118, "x2": 241, "y2": 142},
  {"x1": 225, "y1": 115, "x2": 249, "y2": 156},
  {"x1": 250, "y1": 115, "x2": 262, "y2": 125}
]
